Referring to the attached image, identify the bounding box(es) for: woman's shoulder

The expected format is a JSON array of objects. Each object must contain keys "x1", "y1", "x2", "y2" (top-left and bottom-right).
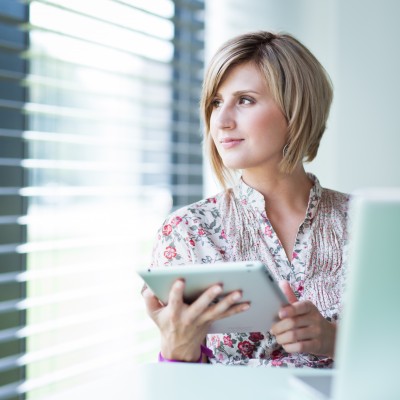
[
  {"x1": 322, "y1": 187, "x2": 350, "y2": 201},
  {"x1": 165, "y1": 189, "x2": 232, "y2": 223},
  {"x1": 319, "y1": 187, "x2": 350, "y2": 219},
  {"x1": 151, "y1": 189, "x2": 232, "y2": 266},
  {"x1": 155, "y1": 190, "x2": 233, "y2": 243}
]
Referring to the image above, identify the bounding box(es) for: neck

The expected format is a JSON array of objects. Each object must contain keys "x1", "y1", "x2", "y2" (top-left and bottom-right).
[{"x1": 241, "y1": 164, "x2": 313, "y2": 210}]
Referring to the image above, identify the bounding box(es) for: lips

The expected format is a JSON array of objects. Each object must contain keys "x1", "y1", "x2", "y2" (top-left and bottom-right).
[
  {"x1": 219, "y1": 138, "x2": 244, "y2": 149},
  {"x1": 220, "y1": 137, "x2": 243, "y2": 143}
]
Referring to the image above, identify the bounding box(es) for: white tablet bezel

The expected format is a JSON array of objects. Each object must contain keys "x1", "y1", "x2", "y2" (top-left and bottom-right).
[{"x1": 138, "y1": 261, "x2": 288, "y2": 333}]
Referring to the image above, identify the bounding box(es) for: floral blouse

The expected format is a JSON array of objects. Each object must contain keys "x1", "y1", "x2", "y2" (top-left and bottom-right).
[{"x1": 150, "y1": 174, "x2": 349, "y2": 368}]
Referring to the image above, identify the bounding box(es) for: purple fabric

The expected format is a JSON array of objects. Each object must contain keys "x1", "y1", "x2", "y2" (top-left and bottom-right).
[
  {"x1": 200, "y1": 344, "x2": 214, "y2": 359},
  {"x1": 158, "y1": 345, "x2": 213, "y2": 363}
]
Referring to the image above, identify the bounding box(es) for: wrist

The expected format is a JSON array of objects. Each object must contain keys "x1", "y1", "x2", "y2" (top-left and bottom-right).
[
  {"x1": 160, "y1": 344, "x2": 201, "y2": 362},
  {"x1": 158, "y1": 350, "x2": 202, "y2": 363},
  {"x1": 159, "y1": 345, "x2": 212, "y2": 363},
  {"x1": 160, "y1": 338, "x2": 203, "y2": 362}
]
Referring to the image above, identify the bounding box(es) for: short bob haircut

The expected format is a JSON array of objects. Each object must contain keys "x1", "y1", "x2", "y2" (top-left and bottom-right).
[{"x1": 200, "y1": 31, "x2": 333, "y2": 188}]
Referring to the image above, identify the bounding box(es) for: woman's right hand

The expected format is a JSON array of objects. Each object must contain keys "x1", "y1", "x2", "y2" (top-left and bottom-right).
[{"x1": 142, "y1": 279, "x2": 250, "y2": 362}]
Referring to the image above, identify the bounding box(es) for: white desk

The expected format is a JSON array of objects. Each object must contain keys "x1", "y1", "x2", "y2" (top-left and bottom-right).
[{"x1": 49, "y1": 362, "x2": 333, "y2": 400}]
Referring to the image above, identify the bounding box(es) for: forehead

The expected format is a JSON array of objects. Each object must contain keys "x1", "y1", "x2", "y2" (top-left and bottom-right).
[{"x1": 216, "y1": 61, "x2": 268, "y2": 93}]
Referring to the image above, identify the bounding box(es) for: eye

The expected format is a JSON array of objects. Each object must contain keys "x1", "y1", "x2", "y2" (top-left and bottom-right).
[
  {"x1": 211, "y1": 98, "x2": 222, "y2": 108},
  {"x1": 239, "y1": 96, "x2": 254, "y2": 105}
]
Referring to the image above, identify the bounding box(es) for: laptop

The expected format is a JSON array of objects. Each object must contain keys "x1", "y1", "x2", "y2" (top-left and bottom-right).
[{"x1": 291, "y1": 188, "x2": 400, "y2": 400}]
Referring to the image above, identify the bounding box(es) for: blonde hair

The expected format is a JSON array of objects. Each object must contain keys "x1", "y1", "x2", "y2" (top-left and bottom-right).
[{"x1": 200, "y1": 31, "x2": 333, "y2": 188}]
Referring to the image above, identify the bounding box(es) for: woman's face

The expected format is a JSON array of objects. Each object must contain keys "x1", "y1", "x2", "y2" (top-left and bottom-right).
[{"x1": 210, "y1": 62, "x2": 288, "y2": 175}]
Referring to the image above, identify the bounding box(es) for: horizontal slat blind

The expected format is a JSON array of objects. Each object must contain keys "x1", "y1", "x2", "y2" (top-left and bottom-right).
[
  {"x1": 0, "y1": 0, "x2": 204, "y2": 399},
  {"x1": 0, "y1": 1, "x2": 28, "y2": 400}
]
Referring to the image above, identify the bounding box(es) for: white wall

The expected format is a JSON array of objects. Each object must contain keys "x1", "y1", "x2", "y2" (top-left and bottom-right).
[{"x1": 204, "y1": 0, "x2": 400, "y2": 196}]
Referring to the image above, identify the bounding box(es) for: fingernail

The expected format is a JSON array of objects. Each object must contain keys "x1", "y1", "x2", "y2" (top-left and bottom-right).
[
  {"x1": 142, "y1": 287, "x2": 153, "y2": 298},
  {"x1": 279, "y1": 309, "x2": 287, "y2": 319},
  {"x1": 174, "y1": 280, "x2": 184, "y2": 289},
  {"x1": 213, "y1": 285, "x2": 222, "y2": 295},
  {"x1": 241, "y1": 303, "x2": 250, "y2": 311},
  {"x1": 232, "y1": 292, "x2": 242, "y2": 301},
  {"x1": 141, "y1": 284, "x2": 148, "y2": 295}
]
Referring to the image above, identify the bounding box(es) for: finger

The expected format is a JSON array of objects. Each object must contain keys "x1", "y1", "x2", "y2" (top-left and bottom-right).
[
  {"x1": 271, "y1": 313, "x2": 314, "y2": 336},
  {"x1": 282, "y1": 339, "x2": 320, "y2": 355},
  {"x1": 200, "y1": 290, "x2": 249, "y2": 322},
  {"x1": 168, "y1": 279, "x2": 185, "y2": 309},
  {"x1": 275, "y1": 326, "x2": 315, "y2": 346},
  {"x1": 278, "y1": 300, "x2": 314, "y2": 319},
  {"x1": 212, "y1": 290, "x2": 244, "y2": 314},
  {"x1": 278, "y1": 280, "x2": 298, "y2": 304},
  {"x1": 142, "y1": 287, "x2": 164, "y2": 314},
  {"x1": 216, "y1": 302, "x2": 251, "y2": 320},
  {"x1": 189, "y1": 284, "x2": 224, "y2": 316},
  {"x1": 140, "y1": 283, "x2": 148, "y2": 295},
  {"x1": 281, "y1": 325, "x2": 336, "y2": 357}
]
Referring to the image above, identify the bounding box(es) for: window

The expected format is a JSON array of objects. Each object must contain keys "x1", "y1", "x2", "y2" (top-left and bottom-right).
[{"x1": 0, "y1": 1, "x2": 204, "y2": 398}]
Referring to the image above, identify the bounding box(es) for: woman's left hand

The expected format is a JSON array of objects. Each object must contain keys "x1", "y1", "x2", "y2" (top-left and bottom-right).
[{"x1": 270, "y1": 281, "x2": 337, "y2": 358}]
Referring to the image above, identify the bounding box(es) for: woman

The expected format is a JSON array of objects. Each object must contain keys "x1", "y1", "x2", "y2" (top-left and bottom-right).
[{"x1": 142, "y1": 31, "x2": 349, "y2": 368}]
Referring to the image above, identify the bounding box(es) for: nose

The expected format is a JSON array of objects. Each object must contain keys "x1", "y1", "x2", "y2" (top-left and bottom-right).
[{"x1": 213, "y1": 103, "x2": 236, "y2": 130}]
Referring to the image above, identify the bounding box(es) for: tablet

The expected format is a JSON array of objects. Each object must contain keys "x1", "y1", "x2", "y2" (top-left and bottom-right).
[{"x1": 137, "y1": 261, "x2": 288, "y2": 333}]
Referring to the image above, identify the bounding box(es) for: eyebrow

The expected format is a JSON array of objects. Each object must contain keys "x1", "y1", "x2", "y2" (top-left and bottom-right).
[{"x1": 214, "y1": 90, "x2": 261, "y2": 97}]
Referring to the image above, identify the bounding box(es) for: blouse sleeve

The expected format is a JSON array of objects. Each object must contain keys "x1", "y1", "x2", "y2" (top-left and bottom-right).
[{"x1": 150, "y1": 213, "x2": 194, "y2": 268}]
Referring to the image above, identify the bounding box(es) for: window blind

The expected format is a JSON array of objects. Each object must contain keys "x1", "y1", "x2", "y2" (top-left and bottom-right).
[
  {"x1": 0, "y1": 2, "x2": 29, "y2": 399},
  {"x1": 0, "y1": 1, "x2": 205, "y2": 399}
]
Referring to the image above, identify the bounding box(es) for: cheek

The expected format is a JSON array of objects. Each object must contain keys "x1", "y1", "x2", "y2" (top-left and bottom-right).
[
  {"x1": 256, "y1": 110, "x2": 288, "y2": 138},
  {"x1": 206, "y1": 124, "x2": 219, "y2": 151},
  {"x1": 209, "y1": 113, "x2": 217, "y2": 132},
  {"x1": 209, "y1": 117, "x2": 218, "y2": 141},
  {"x1": 270, "y1": 108, "x2": 288, "y2": 132}
]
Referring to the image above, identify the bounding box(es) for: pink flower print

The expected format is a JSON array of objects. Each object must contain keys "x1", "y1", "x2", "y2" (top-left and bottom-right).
[
  {"x1": 271, "y1": 349, "x2": 284, "y2": 365},
  {"x1": 198, "y1": 228, "x2": 205, "y2": 236},
  {"x1": 241, "y1": 199, "x2": 247, "y2": 205},
  {"x1": 223, "y1": 335, "x2": 233, "y2": 347},
  {"x1": 210, "y1": 335, "x2": 221, "y2": 348},
  {"x1": 171, "y1": 216, "x2": 182, "y2": 226},
  {"x1": 238, "y1": 341, "x2": 255, "y2": 358},
  {"x1": 295, "y1": 280, "x2": 304, "y2": 295},
  {"x1": 265, "y1": 225, "x2": 273, "y2": 238},
  {"x1": 207, "y1": 197, "x2": 217, "y2": 203},
  {"x1": 164, "y1": 246, "x2": 177, "y2": 260},
  {"x1": 221, "y1": 229, "x2": 227, "y2": 239},
  {"x1": 271, "y1": 349, "x2": 282, "y2": 360},
  {"x1": 292, "y1": 251, "x2": 299, "y2": 259},
  {"x1": 189, "y1": 238, "x2": 195, "y2": 247},
  {"x1": 249, "y1": 332, "x2": 265, "y2": 343},
  {"x1": 162, "y1": 224, "x2": 172, "y2": 236}
]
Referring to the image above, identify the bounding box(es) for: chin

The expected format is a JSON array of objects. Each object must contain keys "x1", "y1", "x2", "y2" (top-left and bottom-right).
[
  {"x1": 221, "y1": 160, "x2": 247, "y2": 170},
  {"x1": 222, "y1": 155, "x2": 258, "y2": 169}
]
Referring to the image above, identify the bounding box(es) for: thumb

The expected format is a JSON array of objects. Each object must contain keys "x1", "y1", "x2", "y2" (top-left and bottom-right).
[
  {"x1": 279, "y1": 280, "x2": 298, "y2": 304},
  {"x1": 142, "y1": 287, "x2": 164, "y2": 315}
]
